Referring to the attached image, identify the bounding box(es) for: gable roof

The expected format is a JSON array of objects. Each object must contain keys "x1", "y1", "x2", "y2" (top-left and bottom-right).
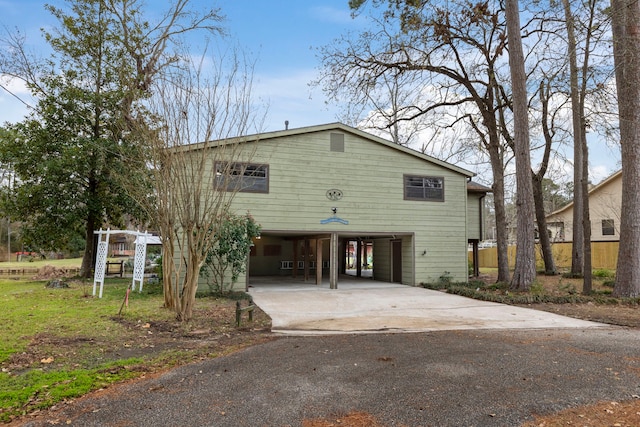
[
  {"x1": 546, "y1": 169, "x2": 622, "y2": 218},
  {"x1": 187, "y1": 122, "x2": 476, "y2": 178}
]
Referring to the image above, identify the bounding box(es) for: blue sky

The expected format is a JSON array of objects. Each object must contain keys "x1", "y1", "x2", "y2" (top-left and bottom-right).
[
  {"x1": 0, "y1": 0, "x2": 621, "y2": 183},
  {"x1": 0, "y1": 0, "x2": 363, "y2": 132}
]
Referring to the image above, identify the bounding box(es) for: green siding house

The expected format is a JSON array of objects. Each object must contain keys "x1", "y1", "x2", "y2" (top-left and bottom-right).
[{"x1": 205, "y1": 123, "x2": 487, "y2": 290}]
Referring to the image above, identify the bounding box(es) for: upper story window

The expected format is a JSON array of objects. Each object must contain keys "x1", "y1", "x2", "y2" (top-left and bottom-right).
[
  {"x1": 404, "y1": 175, "x2": 444, "y2": 201},
  {"x1": 602, "y1": 219, "x2": 615, "y2": 236},
  {"x1": 215, "y1": 162, "x2": 269, "y2": 193}
]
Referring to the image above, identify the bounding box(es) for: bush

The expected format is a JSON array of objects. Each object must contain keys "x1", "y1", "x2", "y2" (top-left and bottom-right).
[
  {"x1": 593, "y1": 268, "x2": 615, "y2": 279},
  {"x1": 438, "y1": 271, "x2": 453, "y2": 285}
]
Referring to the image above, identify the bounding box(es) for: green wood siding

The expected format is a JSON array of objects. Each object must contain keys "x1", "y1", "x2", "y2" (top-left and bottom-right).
[{"x1": 467, "y1": 193, "x2": 483, "y2": 241}]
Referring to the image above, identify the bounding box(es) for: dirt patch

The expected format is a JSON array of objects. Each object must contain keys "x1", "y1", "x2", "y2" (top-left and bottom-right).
[
  {"x1": 302, "y1": 411, "x2": 392, "y2": 427},
  {"x1": 522, "y1": 399, "x2": 640, "y2": 426},
  {"x1": 524, "y1": 302, "x2": 640, "y2": 328},
  {"x1": 3, "y1": 298, "x2": 273, "y2": 376}
]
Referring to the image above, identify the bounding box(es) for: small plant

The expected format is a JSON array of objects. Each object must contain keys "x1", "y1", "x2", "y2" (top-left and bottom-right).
[
  {"x1": 593, "y1": 268, "x2": 615, "y2": 279},
  {"x1": 467, "y1": 279, "x2": 485, "y2": 289},
  {"x1": 529, "y1": 281, "x2": 545, "y2": 296},
  {"x1": 438, "y1": 271, "x2": 453, "y2": 285},
  {"x1": 559, "y1": 282, "x2": 578, "y2": 295},
  {"x1": 485, "y1": 281, "x2": 510, "y2": 291}
]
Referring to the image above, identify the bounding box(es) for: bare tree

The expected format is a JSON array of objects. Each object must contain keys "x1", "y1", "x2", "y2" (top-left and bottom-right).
[
  {"x1": 127, "y1": 51, "x2": 265, "y2": 321},
  {"x1": 612, "y1": 0, "x2": 640, "y2": 297},
  {"x1": 532, "y1": 79, "x2": 560, "y2": 275},
  {"x1": 320, "y1": 0, "x2": 514, "y2": 282}
]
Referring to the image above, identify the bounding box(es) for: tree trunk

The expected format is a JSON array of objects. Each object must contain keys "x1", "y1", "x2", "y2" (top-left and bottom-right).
[
  {"x1": 80, "y1": 174, "x2": 99, "y2": 279},
  {"x1": 80, "y1": 212, "x2": 97, "y2": 279},
  {"x1": 563, "y1": 0, "x2": 585, "y2": 278},
  {"x1": 612, "y1": 0, "x2": 640, "y2": 297},
  {"x1": 506, "y1": 0, "x2": 536, "y2": 291},
  {"x1": 488, "y1": 146, "x2": 510, "y2": 283},
  {"x1": 162, "y1": 237, "x2": 177, "y2": 310},
  {"x1": 582, "y1": 143, "x2": 593, "y2": 294},
  {"x1": 532, "y1": 174, "x2": 556, "y2": 275},
  {"x1": 177, "y1": 252, "x2": 202, "y2": 321}
]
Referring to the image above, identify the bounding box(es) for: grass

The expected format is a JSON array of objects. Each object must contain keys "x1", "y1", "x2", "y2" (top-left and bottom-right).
[
  {"x1": 0, "y1": 278, "x2": 152, "y2": 421},
  {"x1": 0, "y1": 276, "x2": 262, "y2": 423}
]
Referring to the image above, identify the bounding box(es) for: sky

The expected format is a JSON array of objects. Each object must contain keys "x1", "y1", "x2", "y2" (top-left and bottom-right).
[
  {"x1": 0, "y1": 0, "x2": 362, "y2": 130},
  {"x1": 0, "y1": 0, "x2": 621, "y2": 184}
]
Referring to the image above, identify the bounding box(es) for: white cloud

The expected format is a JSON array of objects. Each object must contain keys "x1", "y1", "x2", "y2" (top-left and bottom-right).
[
  {"x1": 590, "y1": 164, "x2": 615, "y2": 185},
  {"x1": 252, "y1": 68, "x2": 338, "y2": 131},
  {"x1": 0, "y1": 75, "x2": 33, "y2": 125},
  {"x1": 309, "y1": 6, "x2": 357, "y2": 25}
]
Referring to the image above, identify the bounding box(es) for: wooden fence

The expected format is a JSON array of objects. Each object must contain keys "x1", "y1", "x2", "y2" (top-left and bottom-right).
[{"x1": 471, "y1": 241, "x2": 619, "y2": 270}]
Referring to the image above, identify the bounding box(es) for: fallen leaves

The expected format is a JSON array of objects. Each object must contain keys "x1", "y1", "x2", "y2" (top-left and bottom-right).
[
  {"x1": 524, "y1": 399, "x2": 640, "y2": 427},
  {"x1": 302, "y1": 411, "x2": 389, "y2": 427}
]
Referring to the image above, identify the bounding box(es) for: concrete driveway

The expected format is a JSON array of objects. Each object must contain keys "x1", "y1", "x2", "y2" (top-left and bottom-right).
[{"x1": 248, "y1": 276, "x2": 606, "y2": 335}]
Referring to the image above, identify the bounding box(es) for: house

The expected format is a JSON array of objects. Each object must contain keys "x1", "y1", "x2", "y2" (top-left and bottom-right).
[
  {"x1": 546, "y1": 170, "x2": 621, "y2": 242},
  {"x1": 200, "y1": 123, "x2": 488, "y2": 290}
]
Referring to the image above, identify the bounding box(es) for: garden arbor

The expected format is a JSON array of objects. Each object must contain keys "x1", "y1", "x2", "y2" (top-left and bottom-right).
[{"x1": 92, "y1": 229, "x2": 158, "y2": 298}]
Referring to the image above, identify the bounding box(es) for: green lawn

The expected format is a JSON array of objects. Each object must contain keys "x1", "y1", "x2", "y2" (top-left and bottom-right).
[{"x1": 0, "y1": 277, "x2": 170, "y2": 422}]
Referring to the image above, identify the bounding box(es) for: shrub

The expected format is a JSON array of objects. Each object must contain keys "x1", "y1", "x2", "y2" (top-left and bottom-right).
[
  {"x1": 438, "y1": 271, "x2": 453, "y2": 285},
  {"x1": 593, "y1": 268, "x2": 615, "y2": 279}
]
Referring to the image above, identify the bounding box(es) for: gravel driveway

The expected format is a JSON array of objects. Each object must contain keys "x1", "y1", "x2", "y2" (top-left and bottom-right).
[{"x1": 17, "y1": 327, "x2": 640, "y2": 427}]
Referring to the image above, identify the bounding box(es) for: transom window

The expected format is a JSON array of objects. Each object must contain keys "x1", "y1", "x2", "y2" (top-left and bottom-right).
[
  {"x1": 404, "y1": 175, "x2": 444, "y2": 201},
  {"x1": 215, "y1": 162, "x2": 269, "y2": 193}
]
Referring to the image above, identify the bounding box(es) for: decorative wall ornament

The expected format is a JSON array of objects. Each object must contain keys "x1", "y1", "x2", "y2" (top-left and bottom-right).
[{"x1": 326, "y1": 189, "x2": 343, "y2": 201}]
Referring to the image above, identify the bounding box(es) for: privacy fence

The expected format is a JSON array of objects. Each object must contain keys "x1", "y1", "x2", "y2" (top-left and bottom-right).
[{"x1": 471, "y1": 241, "x2": 619, "y2": 271}]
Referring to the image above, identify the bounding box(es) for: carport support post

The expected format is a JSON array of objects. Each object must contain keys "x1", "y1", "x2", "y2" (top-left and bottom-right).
[
  {"x1": 292, "y1": 239, "x2": 298, "y2": 279},
  {"x1": 304, "y1": 239, "x2": 310, "y2": 281},
  {"x1": 315, "y1": 239, "x2": 323, "y2": 285},
  {"x1": 356, "y1": 240, "x2": 362, "y2": 277},
  {"x1": 330, "y1": 232, "x2": 338, "y2": 289}
]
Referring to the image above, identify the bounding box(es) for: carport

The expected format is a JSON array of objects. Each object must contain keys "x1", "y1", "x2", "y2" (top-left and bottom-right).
[{"x1": 247, "y1": 231, "x2": 413, "y2": 290}]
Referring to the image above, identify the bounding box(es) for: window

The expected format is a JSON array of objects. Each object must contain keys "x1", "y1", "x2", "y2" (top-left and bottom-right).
[
  {"x1": 404, "y1": 175, "x2": 444, "y2": 201},
  {"x1": 602, "y1": 219, "x2": 615, "y2": 236},
  {"x1": 547, "y1": 221, "x2": 565, "y2": 241},
  {"x1": 215, "y1": 162, "x2": 268, "y2": 193}
]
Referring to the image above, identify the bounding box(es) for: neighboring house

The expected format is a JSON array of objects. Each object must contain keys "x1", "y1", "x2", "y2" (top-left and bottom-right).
[
  {"x1": 110, "y1": 233, "x2": 135, "y2": 257},
  {"x1": 546, "y1": 170, "x2": 622, "y2": 242},
  {"x1": 198, "y1": 123, "x2": 488, "y2": 290}
]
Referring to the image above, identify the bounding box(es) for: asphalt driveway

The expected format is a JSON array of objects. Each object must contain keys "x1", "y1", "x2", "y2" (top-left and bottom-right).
[
  {"x1": 18, "y1": 328, "x2": 640, "y2": 427},
  {"x1": 248, "y1": 277, "x2": 606, "y2": 334}
]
